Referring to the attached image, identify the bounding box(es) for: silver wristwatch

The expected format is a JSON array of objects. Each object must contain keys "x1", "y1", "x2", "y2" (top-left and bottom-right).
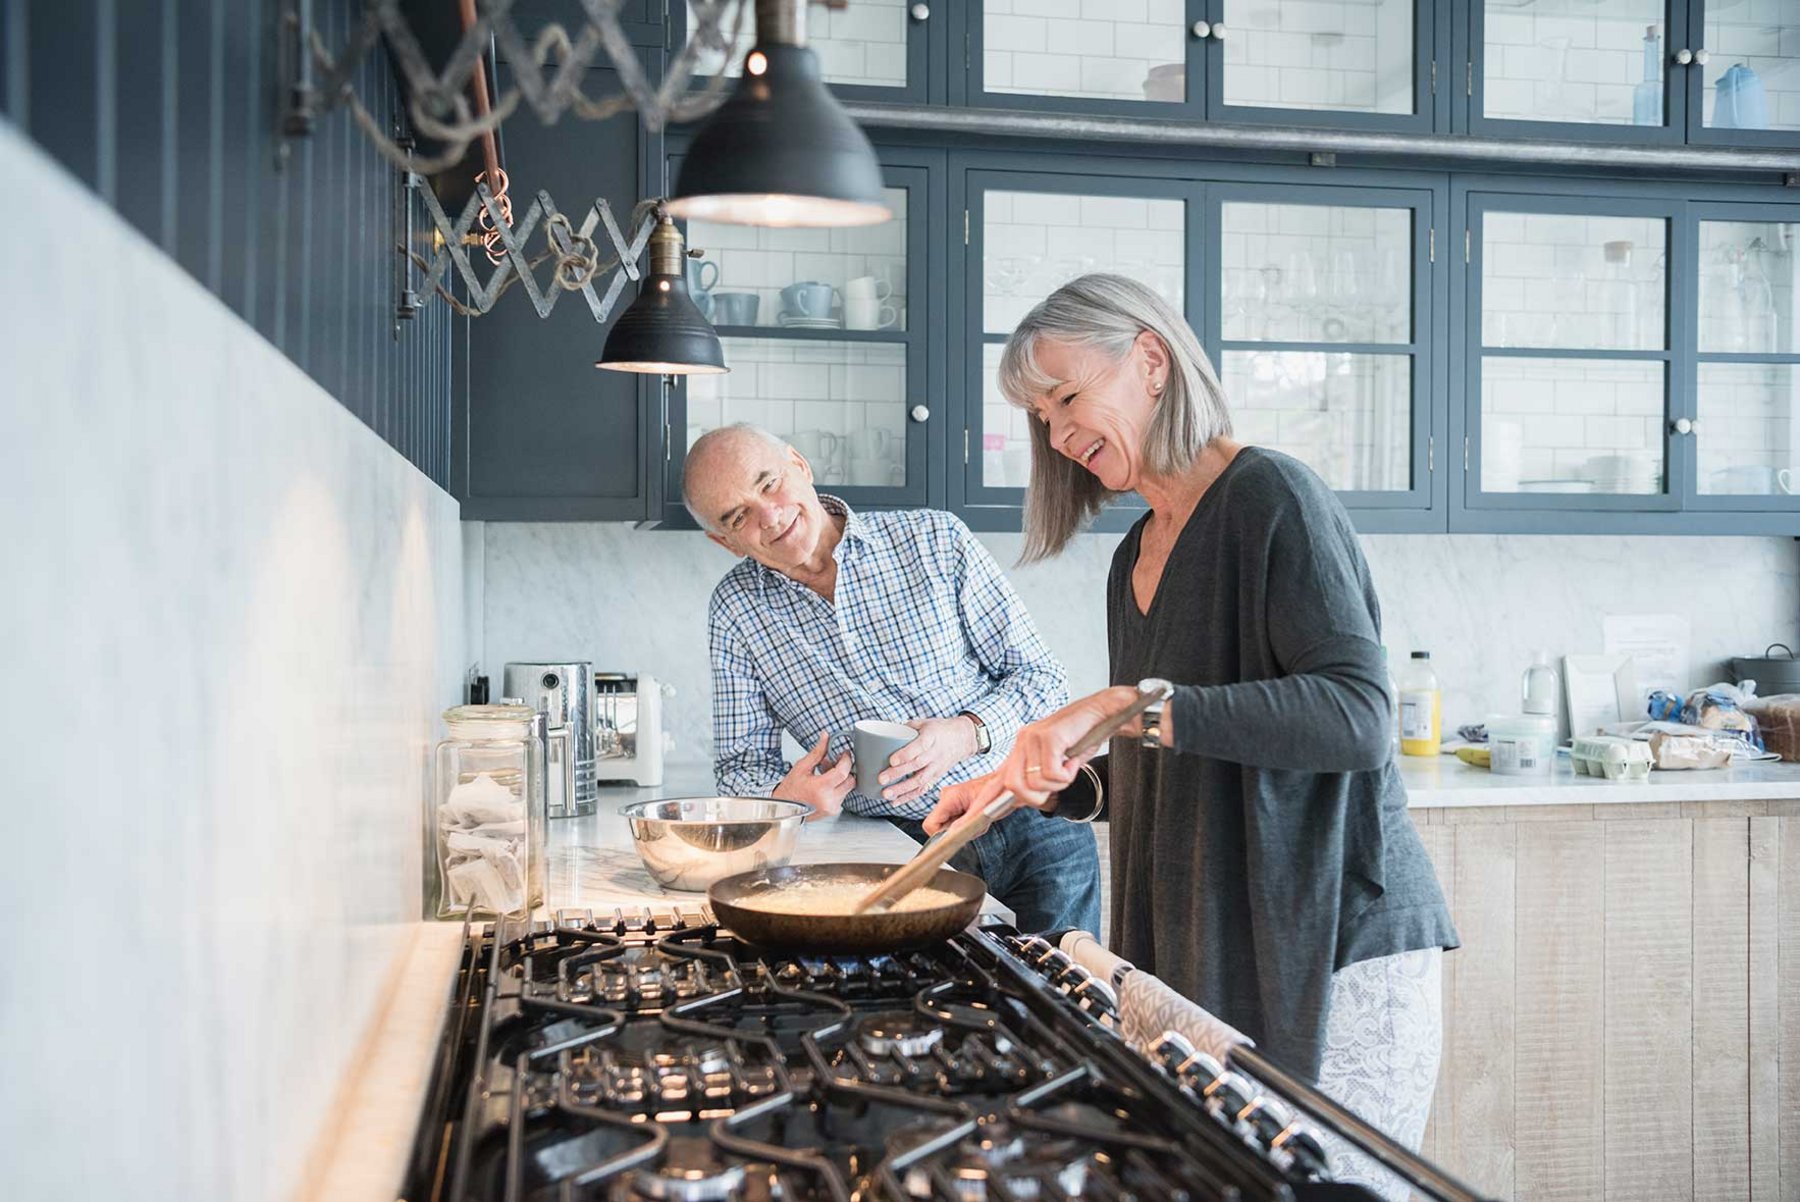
[{"x1": 1137, "y1": 677, "x2": 1174, "y2": 748}]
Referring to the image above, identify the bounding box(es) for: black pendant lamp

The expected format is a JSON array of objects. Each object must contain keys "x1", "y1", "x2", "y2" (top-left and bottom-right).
[
  {"x1": 664, "y1": 0, "x2": 891, "y2": 228},
  {"x1": 596, "y1": 213, "x2": 728, "y2": 375}
]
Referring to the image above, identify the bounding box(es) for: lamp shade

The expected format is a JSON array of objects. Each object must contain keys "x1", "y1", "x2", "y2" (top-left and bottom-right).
[
  {"x1": 597, "y1": 215, "x2": 728, "y2": 375},
  {"x1": 665, "y1": 43, "x2": 890, "y2": 228}
]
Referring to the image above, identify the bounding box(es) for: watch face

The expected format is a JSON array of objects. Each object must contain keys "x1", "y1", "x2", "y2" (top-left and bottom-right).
[{"x1": 1137, "y1": 677, "x2": 1173, "y2": 699}]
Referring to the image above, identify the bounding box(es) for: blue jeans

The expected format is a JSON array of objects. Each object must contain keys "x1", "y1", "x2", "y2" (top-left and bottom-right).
[{"x1": 888, "y1": 807, "x2": 1102, "y2": 936}]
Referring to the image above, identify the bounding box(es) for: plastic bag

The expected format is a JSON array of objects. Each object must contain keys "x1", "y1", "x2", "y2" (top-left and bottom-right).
[{"x1": 1644, "y1": 683, "x2": 1763, "y2": 754}]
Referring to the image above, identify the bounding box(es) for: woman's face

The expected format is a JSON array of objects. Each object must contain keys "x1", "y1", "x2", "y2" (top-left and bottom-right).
[{"x1": 1023, "y1": 332, "x2": 1169, "y2": 493}]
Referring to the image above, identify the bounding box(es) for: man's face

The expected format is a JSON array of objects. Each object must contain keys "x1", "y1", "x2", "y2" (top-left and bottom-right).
[{"x1": 693, "y1": 437, "x2": 830, "y2": 573}]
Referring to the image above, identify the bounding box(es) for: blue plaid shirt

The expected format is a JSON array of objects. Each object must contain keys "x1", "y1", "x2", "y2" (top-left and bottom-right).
[{"x1": 708, "y1": 498, "x2": 1068, "y2": 818}]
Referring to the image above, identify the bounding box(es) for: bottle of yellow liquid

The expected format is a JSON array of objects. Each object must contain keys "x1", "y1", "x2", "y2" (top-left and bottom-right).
[{"x1": 1398, "y1": 651, "x2": 1442, "y2": 757}]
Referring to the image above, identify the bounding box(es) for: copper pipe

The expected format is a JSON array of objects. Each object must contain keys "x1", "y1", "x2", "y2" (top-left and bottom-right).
[{"x1": 458, "y1": 0, "x2": 501, "y2": 184}]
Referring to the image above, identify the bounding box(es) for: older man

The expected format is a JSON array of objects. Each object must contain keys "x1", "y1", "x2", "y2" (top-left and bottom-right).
[{"x1": 686, "y1": 423, "x2": 1100, "y2": 934}]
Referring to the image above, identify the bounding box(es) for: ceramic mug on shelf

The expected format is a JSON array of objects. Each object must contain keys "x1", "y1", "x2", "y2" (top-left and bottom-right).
[
  {"x1": 849, "y1": 428, "x2": 892, "y2": 462},
  {"x1": 788, "y1": 428, "x2": 843, "y2": 472},
  {"x1": 686, "y1": 258, "x2": 719, "y2": 319},
  {"x1": 846, "y1": 274, "x2": 891, "y2": 301},
  {"x1": 710, "y1": 291, "x2": 759, "y2": 327},
  {"x1": 845, "y1": 297, "x2": 898, "y2": 330},
  {"x1": 847, "y1": 457, "x2": 888, "y2": 487},
  {"x1": 780, "y1": 281, "x2": 838, "y2": 319}
]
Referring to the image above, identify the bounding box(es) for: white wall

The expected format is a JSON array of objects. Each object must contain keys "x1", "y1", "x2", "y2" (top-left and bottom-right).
[
  {"x1": 0, "y1": 125, "x2": 463, "y2": 1201},
  {"x1": 470, "y1": 519, "x2": 1799, "y2": 769}
]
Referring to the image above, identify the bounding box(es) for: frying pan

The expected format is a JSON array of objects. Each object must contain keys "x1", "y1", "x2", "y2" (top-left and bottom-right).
[{"x1": 707, "y1": 862, "x2": 984, "y2": 953}]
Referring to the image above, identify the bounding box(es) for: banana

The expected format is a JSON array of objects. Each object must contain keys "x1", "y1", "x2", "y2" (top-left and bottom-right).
[{"x1": 1455, "y1": 746, "x2": 1492, "y2": 769}]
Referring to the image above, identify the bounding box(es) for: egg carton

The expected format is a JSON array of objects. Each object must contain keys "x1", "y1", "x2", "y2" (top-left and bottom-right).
[{"x1": 1569, "y1": 735, "x2": 1653, "y2": 781}]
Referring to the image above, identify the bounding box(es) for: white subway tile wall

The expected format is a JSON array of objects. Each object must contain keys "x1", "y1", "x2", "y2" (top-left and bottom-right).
[
  {"x1": 688, "y1": 0, "x2": 910, "y2": 88},
  {"x1": 1480, "y1": 356, "x2": 1665, "y2": 493},
  {"x1": 1703, "y1": 5, "x2": 1800, "y2": 131},
  {"x1": 1698, "y1": 220, "x2": 1798, "y2": 355},
  {"x1": 1221, "y1": 201, "x2": 1412, "y2": 343},
  {"x1": 1697, "y1": 363, "x2": 1800, "y2": 495},
  {"x1": 1222, "y1": 0, "x2": 1415, "y2": 114},
  {"x1": 981, "y1": 341, "x2": 1038, "y2": 487},
  {"x1": 982, "y1": 189, "x2": 1186, "y2": 334},
  {"x1": 982, "y1": 0, "x2": 1188, "y2": 102},
  {"x1": 687, "y1": 188, "x2": 908, "y2": 331},
  {"x1": 1482, "y1": 210, "x2": 1667, "y2": 351},
  {"x1": 687, "y1": 339, "x2": 909, "y2": 490},
  {"x1": 1482, "y1": 0, "x2": 1666, "y2": 126},
  {"x1": 1223, "y1": 350, "x2": 1412, "y2": 490}
]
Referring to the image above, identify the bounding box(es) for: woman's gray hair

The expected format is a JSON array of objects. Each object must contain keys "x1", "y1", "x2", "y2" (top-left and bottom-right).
[{"x1": 998, "y1": 273, "x2": 1232, "y2": 562}]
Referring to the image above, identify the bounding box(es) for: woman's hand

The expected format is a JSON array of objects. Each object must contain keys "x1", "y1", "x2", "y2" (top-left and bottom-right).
[{"x1": 922, "y1": 686, "x2": 1138, "y2": 834}]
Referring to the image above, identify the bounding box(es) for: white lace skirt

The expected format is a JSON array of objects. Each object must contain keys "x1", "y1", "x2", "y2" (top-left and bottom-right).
[{"x1": 1314, "y1": 946, "x2": 1445, "y2": 1202}]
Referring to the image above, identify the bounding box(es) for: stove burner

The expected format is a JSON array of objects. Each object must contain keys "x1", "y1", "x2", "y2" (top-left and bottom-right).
[
  {"x1": 858, "y1": 1013, "x2": 947, "y2": 1058},
  {"x1": 624, "y1": 1136, "x2": 747, "y2": 1202}
]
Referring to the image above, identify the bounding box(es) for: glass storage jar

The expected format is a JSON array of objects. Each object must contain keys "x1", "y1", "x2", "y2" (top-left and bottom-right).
[{"x1": 430, "y1": 703, "x2": 544, "y2": 919}]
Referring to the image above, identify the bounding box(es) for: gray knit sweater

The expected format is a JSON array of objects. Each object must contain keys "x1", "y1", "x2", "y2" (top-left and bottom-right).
[{"x1": 1104, "y1": 447, "x2": 1458, "y2": 1080}]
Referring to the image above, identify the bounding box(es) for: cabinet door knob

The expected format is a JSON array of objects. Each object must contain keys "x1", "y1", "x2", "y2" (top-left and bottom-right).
[
  {"x1": 1210, "y1": 22, "x2": 1226, "y2": 39},
  {"x1": 1675, "y1": 47, "x2": 1694, "y2": 65},
  {"x1": 1672, "y1": 417, "x2": 1693, "y2": 434},
  {"x1": 910, "y1": 2, "x2": 929, "y2": 20},
  {"x1": 1688, "y1": 418, "x2": 1702, "y2": 434},
  {"x1": 1694, "y1": 48, "x2": 1711, "y2": 65},
  {"x1": 910, "y1": 404, "x2": 931, "y2": 423},
  {"x1": 1191, "y1": 20, "x2": 1210, "y2": 38}
]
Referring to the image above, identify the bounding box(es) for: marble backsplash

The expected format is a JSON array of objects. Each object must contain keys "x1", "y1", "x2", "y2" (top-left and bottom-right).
[
  {"x1": 0, "y1": 126, "x2": 463, "y2": 1201},
  {"x1": 471, "y1": 519, "x2": 1799, "y2": 769}
]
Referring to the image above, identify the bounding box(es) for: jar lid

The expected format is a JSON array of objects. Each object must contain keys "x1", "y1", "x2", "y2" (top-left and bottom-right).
[{"x1": 443, "y1": 703, "x2": 536, "y2": 738}]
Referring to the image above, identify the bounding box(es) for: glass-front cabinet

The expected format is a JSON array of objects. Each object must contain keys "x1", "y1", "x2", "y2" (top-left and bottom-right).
[
  {"x1": 1210, "y1": 185, "x2": 1435, "y2": 510},
  {"x1": 666, "y1": 152, "x2": 935, "y2": 520},
  {"x1": 957, "y1": 160, "x2": 1441, "y2": 529},
  {"x1": 971, "y1": 1, "x2": 1441, "y2": 131},
  {"x1": 1689, "y1": 205, "x2": 1800, "y2": 508},
  {"x1": 678, "y1": 0, "x2": 933, "y2": 102},
  {"x1": 1465, "y1": 197, "x2": 1678, "y2": 510},
  {"x1": 1467, "y1": 0, "x2": 1800, "y2": 146}
]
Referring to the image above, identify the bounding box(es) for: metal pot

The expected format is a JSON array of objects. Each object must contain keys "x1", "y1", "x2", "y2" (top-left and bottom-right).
[
  {"x1": 619, "y1": 797, "x2": 811, "y2": 892},
  {"x1": 1731, "y1": 643, "x2": 1800, "y2": 695}
]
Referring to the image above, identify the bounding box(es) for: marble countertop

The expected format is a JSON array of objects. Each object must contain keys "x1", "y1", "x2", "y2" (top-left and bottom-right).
[
  {"x1": 1397, "y1": 751, "x2": 1800, "y2": 808},
  {"x1": 546, "y1": 764, "x2": 1012, "y2": 919}
]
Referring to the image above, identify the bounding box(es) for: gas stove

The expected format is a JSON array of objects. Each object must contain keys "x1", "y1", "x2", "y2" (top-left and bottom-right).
[{"x1": 403, "y1": 906, "x2": 1462, "y2": 1202}]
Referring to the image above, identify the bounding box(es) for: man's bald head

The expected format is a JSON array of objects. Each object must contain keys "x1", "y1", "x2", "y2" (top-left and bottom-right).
[{"x1": 682, "y1": 423, "x2": 794, "y2": 531}]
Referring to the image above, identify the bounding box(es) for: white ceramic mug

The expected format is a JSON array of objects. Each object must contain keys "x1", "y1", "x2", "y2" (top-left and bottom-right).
[
  {"x1": 850, "y1": 428, "x2": 891, "y2": 461},
  {"x1": 846, "y1": 274, "x2": 891, "y2": 301},
  {"x1": 788, "y1": 428, "x2": 842, "y2": 469},
  {"x1": 845, "y1": 297, "x2": 898, "y2": 330},
  {"x1": 1782, "y1": 467, "x2": 1796, "y2": 495}
]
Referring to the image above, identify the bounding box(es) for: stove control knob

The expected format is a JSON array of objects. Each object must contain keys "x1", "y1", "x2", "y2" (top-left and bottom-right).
[{"x1": 1273, "y1": 1122, "x2": 1332, "y2": 1177}]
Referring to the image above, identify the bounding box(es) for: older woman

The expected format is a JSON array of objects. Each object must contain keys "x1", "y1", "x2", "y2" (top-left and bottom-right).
[{"x1": 926, "y1": 274, "x2": 1458, "y2": 1192}]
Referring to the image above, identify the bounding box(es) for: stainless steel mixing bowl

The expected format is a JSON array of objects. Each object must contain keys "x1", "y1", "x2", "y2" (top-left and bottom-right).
[{"x1": 619, "y1": 797, "x2": 812, "y2": 892}]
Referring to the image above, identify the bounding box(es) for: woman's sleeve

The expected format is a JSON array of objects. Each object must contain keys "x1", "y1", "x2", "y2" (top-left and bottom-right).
[{"x1": 1167, "y1": 494, "x2": 1394, "y2": 773}]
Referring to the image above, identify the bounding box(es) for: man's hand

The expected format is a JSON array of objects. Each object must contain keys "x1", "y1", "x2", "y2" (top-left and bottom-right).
[
  {"x1": 772, "y1": 732, "x2": 853, "y2": 821},
  {"x1": 877, "y1": 715, "x2": 981, "y2": 806}
]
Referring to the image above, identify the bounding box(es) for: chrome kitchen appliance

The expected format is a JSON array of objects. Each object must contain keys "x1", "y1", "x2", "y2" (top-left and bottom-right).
[
  {"x1": 594, "y1": 671, "x2": 671, "y2": 787},
  {"x1": 501, "y1": 661, "x2": 597, "y2": 819}
]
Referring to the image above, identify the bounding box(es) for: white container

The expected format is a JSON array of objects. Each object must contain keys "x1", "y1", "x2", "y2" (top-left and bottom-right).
[
  {"x1": 1570, "y1": 734, "x2": 1654, "y2": 781},
  {"x1": 1521, "y1": 650, "x2": 1559, "y2": 718},
  {"x1": 1487, "y1": 713, "x2": 1556, "y2": 776}
]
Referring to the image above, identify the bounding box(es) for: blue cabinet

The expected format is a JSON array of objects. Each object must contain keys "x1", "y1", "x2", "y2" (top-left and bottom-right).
[
  {"x1": 966, "y1": 1, "x2": 1447, "y2": 134},
  {"x1": 657, "y1": 145, "x2": 949, "y2": 527},
  {"x1": 1462, "y1": 1, "x2": 1800, "y2": 149},
  {"x1": 1451, "y1": 180, "x2": 1800, "y2": 534},
  {"x1": 951, "y1": 154, "x2": 1445, "y2": 533}
]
